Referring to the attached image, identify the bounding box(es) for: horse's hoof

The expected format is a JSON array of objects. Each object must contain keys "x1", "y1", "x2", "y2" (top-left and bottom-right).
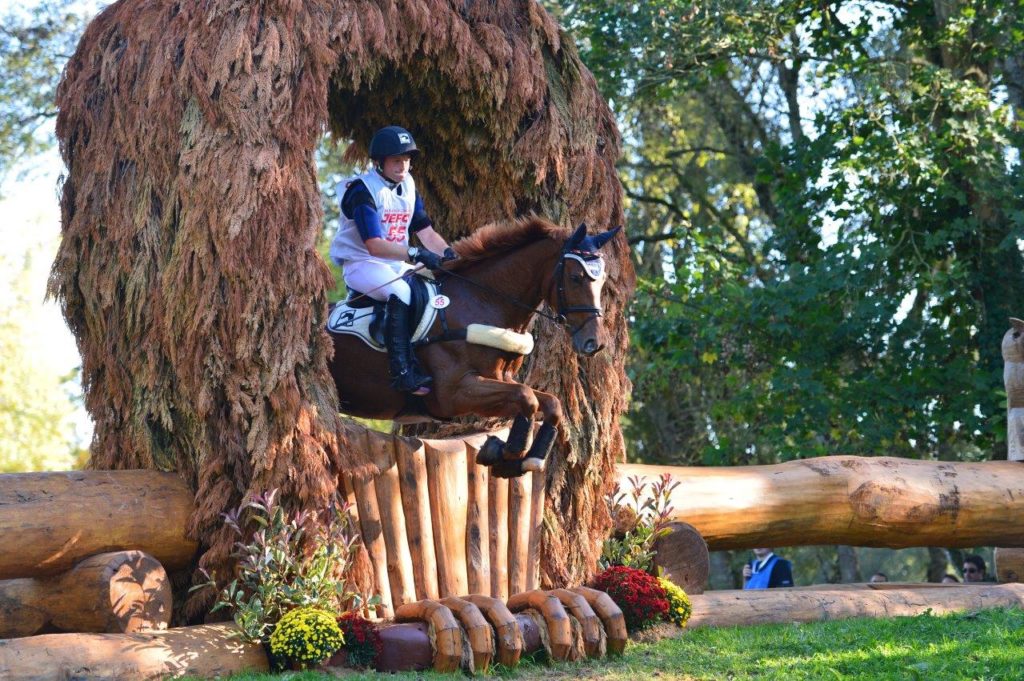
[
  {"x1": 520, "y1": 457, "x2": 545, "y2": 474},
  {"x1": 476, "y1": 436, "x2": 504, "y2": 466},
  {"x1": 491, "y1": 459, "x2": 524, "y2": 479}
]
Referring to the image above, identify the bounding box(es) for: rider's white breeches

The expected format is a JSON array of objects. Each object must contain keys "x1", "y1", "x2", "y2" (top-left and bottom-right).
[{"x1": 343, "y1": 258, "x2": 415, "y2": 304}]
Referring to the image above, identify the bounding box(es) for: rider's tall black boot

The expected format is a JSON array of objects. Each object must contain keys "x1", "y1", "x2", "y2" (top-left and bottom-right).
[{"x1": 385, "y1": 295, "x2": 432, "y2": 395}]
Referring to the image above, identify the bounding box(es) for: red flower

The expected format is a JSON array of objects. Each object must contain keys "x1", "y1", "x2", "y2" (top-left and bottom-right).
[
  {"x1": 337, "y1": 612, "x2": 383, "y2": 669},
  {"x1": 591, "y1": 566, "x2": 669, "y2": 632}
]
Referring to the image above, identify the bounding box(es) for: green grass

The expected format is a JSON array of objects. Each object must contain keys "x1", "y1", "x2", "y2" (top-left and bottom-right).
[{"x1": 205, "y1": 607, "x2": 1024, "y2": 680}]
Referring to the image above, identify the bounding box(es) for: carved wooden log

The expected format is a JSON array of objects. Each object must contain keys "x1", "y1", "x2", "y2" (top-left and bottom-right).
[
  {"x1": 619, "y1": 458, "x2": 1024, "y2": 549},
  {"x1": 507, "y1": 475, "x2": 533, "y2": 595},
  {"x1": 1004, "y1": 318, "x2": 1024, "y2": 462},
  {"x1": 0, "y1": 471, "x2": 196, "y2": 580},
  {"x1": 425, "y1": 439, "x2": 470, "y2": 598},
  {"x1": 440, "y1": 597, "x2": 493, "y2": 673},
  {"x1": 462, "y1": 594, "x2": 523, "y2": 667},
  {"x1": 652, "y1": 521, "x2": 710, "y2": 595},
  {"x1": 463, "y1": 435, "x2": 491, "y2": 597},
  {"x1": 367, "y1": 430, "x2": 417, "y2": 608},
  {"x1": 488, "y1": 472, "x2": 510, "y2": 601},
  {"x1": 549, "y1": 588, "x2": 604, "y2": 658},
  {"x1": 995, "y1": 547, "x2": 1024, "y2": 583},
  {"x1": 393, "y1": 435, "x2": 439, "y2": 600},
  {"x1": 507, "y1": 590, "x2": 572, "y2": 661},
  {"x1": 373, "y1": 614, "x2": 545, "y2": 672},
  {"x1": 570, "y1": 586, "x2": 627, "y2": 655},
  {"x1": 0, "y1": 550, "x2": 171, "y2": 638},
  {"x1": 347, "y1": 471, "x2": 393, "y2": 619},
  {"x1": 394, "y1": 600, "x2": 464, "y2": 672},
  {"x1": 0, "y1": 623, "x2": 268, "y2": 680},
  {"x1": 687, "y1": 583, "x2": 1024, "y2": 628}
]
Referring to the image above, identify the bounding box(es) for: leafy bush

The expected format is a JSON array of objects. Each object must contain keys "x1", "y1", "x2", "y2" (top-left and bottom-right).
[
  {"x1": 659, "y1": 577, "x2": 692, "y2": 628},
  {"x1": 337, "y1": 611, "x2": 383, "y2": 669},
  {"x1": 269, "y1": 606, "x2": 344, "y2": 668},
  {"x1": 600, "y1": 473, "x2": 680, "y2": 573},
  {"x1": 592, "y1": 565, "x2": 669, "y2": 632},
  {"x1": 193, "y1": 489, "x2": 365, "y2": 643}
]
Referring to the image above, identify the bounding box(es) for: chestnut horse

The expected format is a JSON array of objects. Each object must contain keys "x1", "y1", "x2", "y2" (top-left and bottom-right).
[{"x1": 328, "y1": 218, "x2": 620, "y2": 477}]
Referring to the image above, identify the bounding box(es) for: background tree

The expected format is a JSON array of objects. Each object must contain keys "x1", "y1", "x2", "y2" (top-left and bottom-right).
[
  {"x1": 558, "y1": 0, "x2": 1024, "y2": 466},
  {"x1": 0, "y1": 0, "x2": 87, "y2": 186}
]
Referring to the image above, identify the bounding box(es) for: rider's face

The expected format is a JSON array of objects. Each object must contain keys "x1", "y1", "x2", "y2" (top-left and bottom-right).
[{"x1": 380, "y1": 154, "x2": 412, "y2": 183}]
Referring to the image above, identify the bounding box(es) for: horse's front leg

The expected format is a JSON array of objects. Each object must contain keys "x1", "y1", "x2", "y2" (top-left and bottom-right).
[
  {"x1": 519, "y1": 388, "x2": 562, "y2": 473},
  {"x1": 445, "y1": 375, "x2": 542, "y2": 477}
]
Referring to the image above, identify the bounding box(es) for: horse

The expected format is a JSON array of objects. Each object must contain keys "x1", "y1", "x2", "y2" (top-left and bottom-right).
[{"x1": 327, "y1": 218, "x2": 620, "y2": 478}]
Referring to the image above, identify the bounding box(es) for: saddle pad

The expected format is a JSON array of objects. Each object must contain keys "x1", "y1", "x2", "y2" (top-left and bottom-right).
[{"x1": 327, "y1": 280, "x2": 440, "y2": 351}]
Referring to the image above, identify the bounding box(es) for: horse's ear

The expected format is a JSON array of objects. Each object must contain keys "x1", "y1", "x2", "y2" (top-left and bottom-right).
[
  {"x1": 1012, "y1": 317, "x2": 1024, "y2": 333},
  {"x1": 568, "y1": 222, "x2": 588, "y2": 248},
  {"x1": 592, "y1": 225, "x2": 622, "y2": 250}
]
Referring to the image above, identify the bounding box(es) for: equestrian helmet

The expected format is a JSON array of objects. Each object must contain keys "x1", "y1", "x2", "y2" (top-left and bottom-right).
[{"x1": 369, "y1": 126, "x2": 419, "y2": 160}]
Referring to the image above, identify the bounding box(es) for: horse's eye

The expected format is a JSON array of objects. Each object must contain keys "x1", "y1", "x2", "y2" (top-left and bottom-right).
[{"x1": 571, "y1": 274, "x2": 585, "y2": 284}]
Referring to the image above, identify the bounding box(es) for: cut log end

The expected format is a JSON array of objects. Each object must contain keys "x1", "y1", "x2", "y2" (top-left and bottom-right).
[{"x1": 652, "y1": 521, "x2": 710, "y2": 595}]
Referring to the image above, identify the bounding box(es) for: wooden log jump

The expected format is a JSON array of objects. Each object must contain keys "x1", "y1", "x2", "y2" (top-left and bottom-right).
[
  {"x1": 0, "y1": 623, "x2": 269, "y2": 680},
  {"x1": 619, "y1": 457, "x2": 1024, "y2": 550},
  {"x1": 687, "y1": 583, "x2": 1024, "y2": 629},
  {"x1": 0, "y1": 550, "x2": 171, "y2": 639},
  {"x1": 0, "y1": 470, "x2": 196, "y2": 580}
]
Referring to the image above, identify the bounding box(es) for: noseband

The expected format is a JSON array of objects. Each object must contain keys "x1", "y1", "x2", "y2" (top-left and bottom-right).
[{"x1": 552, "y1": 249, "x2": 604, "y2": 338}]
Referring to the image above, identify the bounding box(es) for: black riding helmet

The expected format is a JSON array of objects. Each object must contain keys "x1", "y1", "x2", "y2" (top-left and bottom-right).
[{"x1": 369, "y1": 126, "x2": 419, "y2": 161}]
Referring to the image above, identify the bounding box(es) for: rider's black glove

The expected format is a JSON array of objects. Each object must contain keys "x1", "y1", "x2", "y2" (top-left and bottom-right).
[
  {"x1": 442, "y1": 247, "x2": 458, "y2": 262},
  {"x1": 408, "y1": 246, "x2": 443, "y2": 270}
]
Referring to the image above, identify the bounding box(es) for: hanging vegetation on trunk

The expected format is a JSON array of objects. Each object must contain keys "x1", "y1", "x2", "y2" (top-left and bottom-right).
[{"x1": 50, "y1": 0, "x2": 631, "y2": 614}]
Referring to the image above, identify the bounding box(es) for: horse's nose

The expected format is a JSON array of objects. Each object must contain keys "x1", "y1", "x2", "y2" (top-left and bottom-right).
[{"x1": 582, "y1": 338, "x2": 598, "y2": 355}]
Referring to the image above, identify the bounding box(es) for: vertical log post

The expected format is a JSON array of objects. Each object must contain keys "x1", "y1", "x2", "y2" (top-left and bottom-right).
[
  {"x1": 507, "y1": 474, "x2": 533, "y2": 596},
  {"x1": 527, "y1": 468, "x2": 546, "y2": 590},
  {"x1": 1004, "y1": 318, "x2": 1024, "y2": 462},
  {"x1": 464, "y1": 435, "x2": 491, "y2": 597},
  {"x1": 346, "y1": 463, "x2": 394, "y2": 619},
  {"x1": 425, "y1": 438, "x2": 469, "y2": 597},
  {"x1": 367, "y1": 430, "x2": 417, "y2": 608},
  {"x1": 394, "y1": 435, "x2": 439, "y2": 600},
  {"x1": 488, "y1": 472, "x2": 510, "y2": 600}
]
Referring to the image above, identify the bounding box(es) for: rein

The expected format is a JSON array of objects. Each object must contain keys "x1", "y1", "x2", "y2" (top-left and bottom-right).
[{"x1": 437, "y1": 267, "x2": 569, "y2": 327}]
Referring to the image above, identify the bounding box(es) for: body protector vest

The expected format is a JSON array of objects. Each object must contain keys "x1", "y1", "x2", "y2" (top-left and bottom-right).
[{"x1": 329, "y1": 169, "x2": 418, "y2": 266}]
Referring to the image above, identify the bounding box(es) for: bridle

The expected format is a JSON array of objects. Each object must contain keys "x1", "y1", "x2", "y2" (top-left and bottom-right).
[{"x1": 552, "y1": 248, "x2": 604, "y2": 339}]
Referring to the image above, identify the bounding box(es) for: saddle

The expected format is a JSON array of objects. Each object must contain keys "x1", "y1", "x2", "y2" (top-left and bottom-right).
[{"x1": 326, "y1": 274, "x2": 440, "y2": 350}]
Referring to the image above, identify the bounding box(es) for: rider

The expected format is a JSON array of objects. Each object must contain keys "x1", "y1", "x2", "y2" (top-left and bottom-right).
[{"x1": 329, "y1": 125, "x2": 454, "y2": 396}]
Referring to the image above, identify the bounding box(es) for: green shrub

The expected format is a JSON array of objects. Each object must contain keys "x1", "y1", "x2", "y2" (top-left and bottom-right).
[
  {"x1": 193, "y1": 489, "x2": 367, "y2": 643},
  {"x1": 600, "y1": 473, "x2": 679, "y2": 573}
]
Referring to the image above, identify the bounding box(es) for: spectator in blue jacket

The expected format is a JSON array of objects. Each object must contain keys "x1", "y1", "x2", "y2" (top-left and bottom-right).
[{"x1": 742, "y1": 548, "x2": 794, "y2": 589}]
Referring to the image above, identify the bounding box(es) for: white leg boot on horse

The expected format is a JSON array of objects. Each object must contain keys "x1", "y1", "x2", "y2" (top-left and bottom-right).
[{"x1": 385, "y1": 295, "x2": 432, "y2": 396}]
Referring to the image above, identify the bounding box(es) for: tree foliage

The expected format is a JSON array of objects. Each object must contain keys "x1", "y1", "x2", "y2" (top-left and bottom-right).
[
  {"x1": 0, "y1": 0, "x2": 87, "y2": 184},
  {"x1": 558, "y1": 0, "x2": 1024, "y2": 465}
]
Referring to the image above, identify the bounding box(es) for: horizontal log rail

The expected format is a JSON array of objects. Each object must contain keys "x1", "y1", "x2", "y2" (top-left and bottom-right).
[
  {"x1": 619, "y1": 457, "x2": 1024, "y2": 550},
  {"x1": 687, "y1": 583, "x2": 1024, "y2": 629},
  {"x1": 0, "y1": 470, "x2": 196, "y2": 579}
]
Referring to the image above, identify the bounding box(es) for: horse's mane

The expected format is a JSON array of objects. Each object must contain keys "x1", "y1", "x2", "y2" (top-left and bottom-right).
[{"x1": 449, "y1": 216, "x2": 569, "y2": 270}]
